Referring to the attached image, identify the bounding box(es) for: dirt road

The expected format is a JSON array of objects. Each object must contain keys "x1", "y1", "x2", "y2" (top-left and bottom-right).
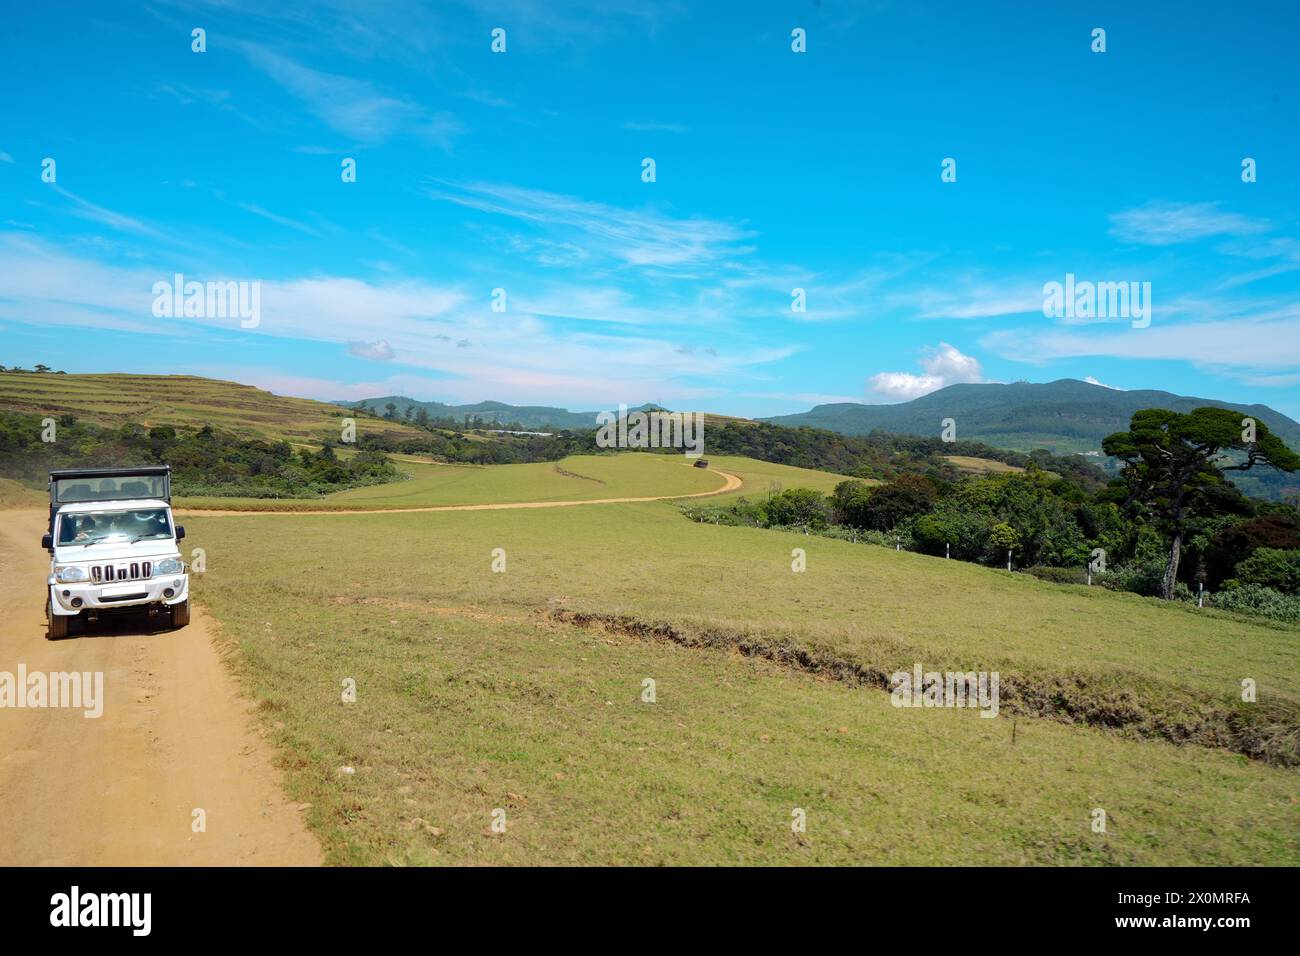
[{"x1": 0, "y1": 509, "x2": 321, "y2": 866}]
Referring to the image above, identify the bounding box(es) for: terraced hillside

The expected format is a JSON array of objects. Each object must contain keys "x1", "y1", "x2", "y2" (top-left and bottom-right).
[{"x1": 0, "y1": 372, "x2": 427, "y2": 442}]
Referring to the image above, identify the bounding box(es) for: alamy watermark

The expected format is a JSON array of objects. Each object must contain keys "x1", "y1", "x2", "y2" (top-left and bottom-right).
[
  {"x1": 50, "y1": 886, "x2": 150, "y2": 936},
  {"x1": 1042, "y1": 273, "x2": 1150, "y2": 328},
  {"x1": 595, "y1": 404, "x2": 705, "y2": 457},
  {"x1": 1, "y1": 666, "x2": 103, "y2": 718},
  {"x1": 151, "y1": 273, "x2": 260, "y2": 328},
  {"x1": 890, "y1": 663, "x2": 999, "y2": 718}
]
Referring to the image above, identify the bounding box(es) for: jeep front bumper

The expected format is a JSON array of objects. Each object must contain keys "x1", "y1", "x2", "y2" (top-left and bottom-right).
[{"x1": 48, "y1": 574, "x2": 189, "y2": 616}]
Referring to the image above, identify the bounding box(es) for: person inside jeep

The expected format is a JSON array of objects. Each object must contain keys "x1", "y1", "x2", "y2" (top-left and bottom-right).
[{"x1": 60, "y1": 514, "x2": 97, "y2": 544}]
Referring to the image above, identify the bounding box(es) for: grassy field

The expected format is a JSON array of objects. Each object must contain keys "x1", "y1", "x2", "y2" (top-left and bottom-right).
[
  {"x1": 177, "y1": 453, "x2": 727, "y2": 510},
  {"x1": 0, "y1": 372, "x2": 426, "y2": 442},
  {"x1": 699, "y1": 454, "x2": 862, "y2": 505},
  {"x1": 184, "y1": 464, "x2": 1300, "y2": 865},
  {"x1": 943, "y1": 455, "x2": 1026, "y2": 475}
]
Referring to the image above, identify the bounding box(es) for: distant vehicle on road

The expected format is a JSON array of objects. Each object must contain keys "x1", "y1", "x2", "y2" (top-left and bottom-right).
[
  {"x1": 41, "y1": 465, "x2": 189, "y2": 638},
  {"x1": 693, "y1": 458, "x2": 710, "y2": 469}
]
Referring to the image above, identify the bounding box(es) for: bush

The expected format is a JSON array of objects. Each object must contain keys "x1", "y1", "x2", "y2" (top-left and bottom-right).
[
  {"x1": 818, "y1": 526, "x2": 914, "y2": 549},
  {"x1": 1200, "y1": 515, "x2": 1300, "y2": 589},
  {"x1": 1102, "y1": 556, "x2": 1168, "y2": 597},
  {"x1": 679, "y1": 500, "x2": 768, "y2": 527},
  {"x1": 765, "y1": 488, "x2": 830, "y2": 530},
  {"x1": 1024, "y1": 565, "x2": 1089, "y2": 585},
  {"x1": 1209, "y1": 584, "x2": 1300, "y2": 622},
  {"x1": 1234, "y1": 548, "x2": 1300, "y2": 594},
  {"x1": 841, "y1": 475, "x2": 936, "y2": 530}
]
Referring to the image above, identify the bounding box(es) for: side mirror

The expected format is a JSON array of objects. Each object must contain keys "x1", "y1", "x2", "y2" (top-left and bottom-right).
[
  {"x1": 41, "y1": 533, "x2": 52, "y2": 550},
  {"x1": 175, "y1": 525, "x2": 186, "y2": 541}
]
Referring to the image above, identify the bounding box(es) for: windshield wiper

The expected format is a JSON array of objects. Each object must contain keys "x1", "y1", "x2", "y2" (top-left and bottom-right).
[{"x1": 129, "y1": 532, "x2": 171, "y2": 543}]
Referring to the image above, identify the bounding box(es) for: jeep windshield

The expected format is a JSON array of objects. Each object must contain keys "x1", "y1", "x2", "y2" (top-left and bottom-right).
[{"x1": 57, "y1": 508, "x2": 173, "y2": 547}]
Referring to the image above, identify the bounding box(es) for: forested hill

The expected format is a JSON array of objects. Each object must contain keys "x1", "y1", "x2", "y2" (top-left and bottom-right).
[{"x1": 762, "y1": 379, "x2": 1300, "y2": 454}]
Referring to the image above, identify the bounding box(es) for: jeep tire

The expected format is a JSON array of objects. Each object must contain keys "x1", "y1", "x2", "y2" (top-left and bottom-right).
[{"x1": 47, "y1": 599, "x2": 70, "y2": 640}]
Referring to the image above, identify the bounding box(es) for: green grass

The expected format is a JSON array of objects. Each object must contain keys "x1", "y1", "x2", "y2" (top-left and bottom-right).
[
  {"x1": 177, "y1": 453, "x2": 728, "y2": 510},
  {"x1": 190, "y1": 500, "x2": 1300, "y2": 702},
  {"x1": 0, "y1": 371, "x2": 427, "y2": 442},
  {"x1": 943, "y1": 455, "x2": 1026, "y2": 474},
  {"x1": 701, "y1": 454, "x2": 864, "y2": 506},
  {"x1": 202, "y1": 601, "x2": 1297, "y2": 866},
  {"x1": 329, "y1": 454, "x2": 720, "y2": 506},
  {"x1": 186, "y1": 476, "x2": 1300, "y2": 865}
]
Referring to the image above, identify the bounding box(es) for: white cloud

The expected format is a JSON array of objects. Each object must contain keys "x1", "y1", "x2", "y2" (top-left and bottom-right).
[
  {"x1": 1109, "y1": 201, "x2": 1268, "y2": 246},
  {"x1": 868, "y1": 343, "x2": 986, "y2": 401},
  {"x1": 348, "y1": 339, "x2": 394, "y2": 361},
  {"x1": 1083, "y1": 376, "x2": 1122, "y2": 390},
  {"x1": 0, "y1": 152, "x2": 14, "y2": 163}
]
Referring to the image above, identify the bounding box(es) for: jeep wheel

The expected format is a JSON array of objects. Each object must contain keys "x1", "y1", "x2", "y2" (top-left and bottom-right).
[
  {"x1": 171, "y1": 599, "x2": 190, "y2": 629},
  {"x1": 47, "y1": 600, "x2": 70, "y2": 640}
]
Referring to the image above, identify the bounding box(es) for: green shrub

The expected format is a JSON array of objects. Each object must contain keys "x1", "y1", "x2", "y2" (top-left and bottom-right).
[
  {"x1": 1024, "y1": 565, "x2": 1089, "y2": 585},
  {"x1": 1209, "y1": 584, "x2": 1300, "y2": 622},
  {"x1": 1234, "y1": 548, "x2": 1300, "y2": 594},
  {"x1": 765, "y1": 488, "x2": 830, "y2": 530},
  {"x1": 1102, "y1": 556, "x2": 1168, "y2": 597}
]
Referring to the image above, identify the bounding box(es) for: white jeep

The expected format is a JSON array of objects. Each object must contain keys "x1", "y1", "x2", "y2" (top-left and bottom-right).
[{"x1": 42, "y1": 466, "x2": 190, "y2": 639}]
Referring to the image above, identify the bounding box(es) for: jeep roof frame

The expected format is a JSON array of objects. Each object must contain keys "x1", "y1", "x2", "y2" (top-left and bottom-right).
[{"x1": 47, "y1": 465, "x2": 172, "y2": 533}]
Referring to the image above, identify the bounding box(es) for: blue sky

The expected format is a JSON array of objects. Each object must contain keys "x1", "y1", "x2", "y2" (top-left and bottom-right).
[{"x1": 2, "y1": 0, "x2": 1299, "y2": 418}]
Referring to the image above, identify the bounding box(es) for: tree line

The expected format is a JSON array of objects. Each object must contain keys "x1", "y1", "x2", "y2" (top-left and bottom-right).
[
  {"x1": 683, "y1": 407, "x2": 1300, "y2": 622},
  {"x1": 0, "y1": 411, "x2": 403, "y2": 498}
]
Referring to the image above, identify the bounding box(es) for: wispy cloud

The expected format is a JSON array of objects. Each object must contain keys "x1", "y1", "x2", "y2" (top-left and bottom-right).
[
  {"x1": 154, "y1": 83, "x2": 265, "y2": 128},
  {"x1": 981, "y1": 311, "x2": 1300, "y2": 369},
  {"x1": 236, "y1": 201, "x2": 321, "y2": 236},
  {"x1": 623, "y1": 120, "x2": 687, "y2": 133},
  {"x1": 458, "y1": 0, "x2": 680, "y2": 48},
  {"x1": 49, "y1": 186, "x2": 171, "y2": 241},
  {"x1": 893, "y1": 278, "x2": 1043, "y2": 321},
  {"x1": 238, "y1": 41, "x2": 462, "y2": 147},
  {"x1": 153, "y1": 0, "x2": 447, "y2": 68},
  {"x1": 744, "y1": 390, "x2": 862, "y2": 406},
  {"x1": 427, "y1": 180, "x2": 755, "y2": 270},
  {"x1": 1109, "y1": 201, "x2": 1269, "y2": 246},
  {"x1": 461, "y1": 89, "x2": 512, "y2": 109},
  {"x1": 0, "y1": 237, "x2": 793, "y2": 407}
]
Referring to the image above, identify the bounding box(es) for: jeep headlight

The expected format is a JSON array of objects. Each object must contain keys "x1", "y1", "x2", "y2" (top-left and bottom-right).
[
  {"x1": 55, "y1": 565, "x2": 89, "y2": 583},
  {"x1": 154, "y1": 558, "x2": 184, "y2": 575}
]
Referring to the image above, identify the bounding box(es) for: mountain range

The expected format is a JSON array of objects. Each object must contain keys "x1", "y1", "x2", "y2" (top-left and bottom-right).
[
  {"x1": 761, "y1": 379, "x2": 1300, "y2": 455},
  {"x1": 345, "y1": 380, "x2": 1300, "y2": 454},
  {"x1": 337, "y1": 397, "x2": 663, "y2": 431}
]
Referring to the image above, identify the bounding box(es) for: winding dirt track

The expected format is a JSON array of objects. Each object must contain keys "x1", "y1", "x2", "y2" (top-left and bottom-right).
[{"x1": 0, "y1": 468, "x2": 742, "y2": 865}]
